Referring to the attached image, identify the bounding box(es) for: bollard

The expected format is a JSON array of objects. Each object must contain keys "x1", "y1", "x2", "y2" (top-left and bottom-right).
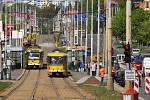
[
  {"x1": 134, "y1": 79, "x2": 139, "y2": 94},
  {"x1": 145, "y1": 77, "x2": 150, "y2": 94}
]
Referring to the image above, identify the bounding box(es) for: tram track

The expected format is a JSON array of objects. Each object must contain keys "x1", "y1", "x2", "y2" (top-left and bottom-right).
[
  {"x1": 30, "y1": 70, "x2": 41, "y2": 100},
  {"x1": 50, "y1": 77, "x2": 61, "y2": 100},
  {"x1": 2, "y1": 69, "x2": 40, "y2": 100},
  {"x1": 63, "y1": 78, "x2": 86, "y2": 99},
  {"x1": 0, "y1": 70, "x2": 30, "y2": 100},
  {"x1": 49, "y1": 77, "x2": 90, "y2": 100}
]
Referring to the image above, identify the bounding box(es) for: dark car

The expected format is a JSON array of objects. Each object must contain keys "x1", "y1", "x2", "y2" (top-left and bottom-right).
[
  {"x1": 131, "y1": 54, "x2": 143, "y2": 70},
  {"x1": 114, "y1": 70, "x2": 125, "y2": 87}
]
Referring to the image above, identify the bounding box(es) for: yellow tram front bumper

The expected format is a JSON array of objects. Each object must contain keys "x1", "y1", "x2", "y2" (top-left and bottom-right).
[{"x1": 28, "y1": 60, "x2": 41, "y2": 65}]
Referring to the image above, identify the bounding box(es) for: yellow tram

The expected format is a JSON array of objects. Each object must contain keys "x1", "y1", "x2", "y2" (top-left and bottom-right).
[
  {"x1": 25, "y1": 47, "x2": 44, "y2": 69},
  {"x1": 47, "y1": 50, "x2": 68, "y2": 76}
]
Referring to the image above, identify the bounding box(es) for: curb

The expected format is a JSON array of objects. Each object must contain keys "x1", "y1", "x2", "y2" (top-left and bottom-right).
[{"x1": 16, "y1": 69, "x2": 26, "y2": 81}]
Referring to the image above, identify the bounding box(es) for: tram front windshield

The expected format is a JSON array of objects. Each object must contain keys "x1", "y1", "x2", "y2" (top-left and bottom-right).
[
  {"x1": 29, "y1": 53, "x2": 40, "y2": 59},
  {"x1": 47, "y1": 56, "x2": 64, "y2": 65}
]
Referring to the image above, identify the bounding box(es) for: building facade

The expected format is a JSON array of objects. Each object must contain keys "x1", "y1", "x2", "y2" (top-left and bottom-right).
[{"x1": 144, "y1": 0, "x2": 150, "y2": 11}]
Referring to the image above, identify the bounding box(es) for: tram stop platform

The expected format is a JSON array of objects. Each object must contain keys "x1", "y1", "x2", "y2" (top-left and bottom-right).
[{"x1": 0, "y1": 69, "x2": 25, "y2": 82}]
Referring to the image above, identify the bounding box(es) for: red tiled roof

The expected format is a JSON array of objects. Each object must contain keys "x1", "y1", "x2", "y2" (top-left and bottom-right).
[{"x1": 64, "y1": 10, "x2": 79, "y2": 15}]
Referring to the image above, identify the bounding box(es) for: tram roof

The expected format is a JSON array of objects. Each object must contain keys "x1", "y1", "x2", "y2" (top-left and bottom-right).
[
  {"x1": 26, "y1": 48, "x2": 43, "y2": 53},
  {"x1": 47, "y1": 52, "x2": 66, "y2": 57}
]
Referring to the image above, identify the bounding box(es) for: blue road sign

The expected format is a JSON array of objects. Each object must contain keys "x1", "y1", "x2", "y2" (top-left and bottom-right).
[
  {"x1": 73, "y1": 14, "x2": 88, "y2": 22},
  {"x1": 96, "y1": 14, "x2": 106, "y2": 22}
]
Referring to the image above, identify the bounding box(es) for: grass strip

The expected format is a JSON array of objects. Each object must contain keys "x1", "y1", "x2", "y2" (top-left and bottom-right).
[
  {"x1": 79, "y1": 84, "x2": 122, "y2": 100},
  {"x1": 0, "y1": 82, "x2": 12, "y2": 92}
]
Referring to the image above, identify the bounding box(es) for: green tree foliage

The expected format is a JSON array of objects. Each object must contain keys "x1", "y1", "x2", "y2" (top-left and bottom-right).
[
  {"x1": 36, "y1": 4, "x2": 59, "y2": 18},
  {"x1": 132, "y1": 9, "x2": 150, "y2": 44},
  {"x1": 112, "y1": 7, "x2": 126, "y2": 40},
  {"x1": 112, "y1": 5, "x2": 150, "y2": 46}
]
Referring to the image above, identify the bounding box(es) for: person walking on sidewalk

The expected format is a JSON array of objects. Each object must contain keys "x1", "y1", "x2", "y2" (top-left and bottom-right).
[
  {"x1": 91, "y1": 61, "x2": 96, "y2": 76},
  {"x1": 80, "y1": 61, "x2": 85, "y2": 72},
  {"x1": 99, "y1": 66, "x2": 105, "y2": 85}
]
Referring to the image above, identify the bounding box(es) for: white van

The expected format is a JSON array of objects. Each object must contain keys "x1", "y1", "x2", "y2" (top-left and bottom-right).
[
  {"x1": 142, "y1": 57, "x2": 150, "y2": 76},
  {"x1": 132, "y1": 48, "x2": 140, "y2": 55}
]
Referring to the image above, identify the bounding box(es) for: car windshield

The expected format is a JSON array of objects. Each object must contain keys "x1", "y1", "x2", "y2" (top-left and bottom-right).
[{"x1": 132, "y1": 55, "x2": 143, "y2": 64}]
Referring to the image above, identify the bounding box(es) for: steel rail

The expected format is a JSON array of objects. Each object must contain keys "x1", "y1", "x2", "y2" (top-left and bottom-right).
[
  {"x1": 63, "y1": 78, "x2": 87, "y2": 99},
  {"x1": 50, "y1": 77, "x2": 61, "y2": 100},
  {"x1": 30, "y1": 69, "x2": 41, "y2": 100}
]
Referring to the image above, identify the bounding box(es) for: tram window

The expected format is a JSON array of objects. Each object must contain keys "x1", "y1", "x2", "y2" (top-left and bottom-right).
[
  {"x1": 47, "y1": 57, "x2": 64, "y2": 65},
  {"x1": 29, "y1": 53, "x2": 40, "y2": 59}
]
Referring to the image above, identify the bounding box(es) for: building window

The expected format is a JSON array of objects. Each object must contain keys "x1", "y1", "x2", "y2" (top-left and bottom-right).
[{"x1": 145, "y1": 1, "x2": 149, "y2": 8}]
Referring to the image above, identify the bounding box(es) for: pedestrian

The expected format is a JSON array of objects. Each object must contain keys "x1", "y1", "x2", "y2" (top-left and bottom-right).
[
  {"x1": 112, "y1": 67, "x2": 116, "y2": 83},
  {"x1": 99, "y1": 66, "x2": 105, "y2": 85},
  {"x1": 11, "y1": 59, "x2": 16, "y2": 70},
  {"x1": 80, "y1": 61, "x2": 85, "y2": 72},
  {"x1": 91, "y1": 61, "x2": 96, "y2": 76},
  {"x1": 75, "y1": 60, "x2": 81, "y2": 72},
  {"x1": 87, "y1": 62, "x2": 90, "y2": 75}
]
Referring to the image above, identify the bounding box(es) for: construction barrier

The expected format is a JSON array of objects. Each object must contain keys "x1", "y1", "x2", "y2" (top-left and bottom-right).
[
  {"x1": 123, "y1": 93, "x2": 138, "y2": 100},
  {"x1": 134, "y1": 79, "x2": 139, "y2": 94},
  {"x1": 123, "y1": 87, "x2": 138, "y2": 100},
  {"x1": 145, "y1": 77, "x2": 150, "y2": 94}
]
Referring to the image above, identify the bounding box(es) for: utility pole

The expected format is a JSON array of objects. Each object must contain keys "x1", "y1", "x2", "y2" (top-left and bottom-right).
[
  {"x1": 107, "y1": 0, "x2": 113, "y2": 90},
  {"x1": 0, "y1": 3, "x2": 3, "y2": 79},
  {"x1": 96, "y1": 0, "x2": 100, "y2": 77},
  {"x1": 125, "y1": 0, "x2": 132, "y2": 91}
]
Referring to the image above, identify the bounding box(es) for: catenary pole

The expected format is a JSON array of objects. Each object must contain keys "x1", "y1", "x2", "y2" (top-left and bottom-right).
[
  {"x1": 0, "y1": 2, "x2": 3, "y2": 79},
  {"x1": 125, "y1": 0, "x2": 132, "y2": 91},
  {"x1": 107, "y1": 0, "x2": 114, "y2": 90},
  {"x1": 96, "y1": 0, "x2": 101, "y2": 77},
  {"x1": 85, "y1": 0, "x2": 88, "y2": 70},
  {"x1": 80, "y1": 0, "x2": 83, "y2": 47},
  {"x1": 90, "y1": 0, "x2": 93, "y2": 75}
]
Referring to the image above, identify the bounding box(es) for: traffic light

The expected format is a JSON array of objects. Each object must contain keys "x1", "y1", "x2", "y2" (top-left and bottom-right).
[{"x1": 123, "y1": 44, "x2": 131, "y2": 63}]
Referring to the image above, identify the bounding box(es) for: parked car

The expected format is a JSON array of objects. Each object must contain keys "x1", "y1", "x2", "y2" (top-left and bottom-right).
[
  {"x1": 114, "y1": 70, "x2": 125, "y2": 87},
  {"x1": 132, "y1": 62, "x2": 142, "y2": 70}
]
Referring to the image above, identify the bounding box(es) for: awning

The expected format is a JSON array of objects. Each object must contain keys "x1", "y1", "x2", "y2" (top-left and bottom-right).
[{"x1": 2, "y1": 46, "x2": 23, "y2": 52}]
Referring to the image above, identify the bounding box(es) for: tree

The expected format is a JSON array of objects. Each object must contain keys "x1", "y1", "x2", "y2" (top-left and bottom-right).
[
  {"x1": 112, "y1": 4, "x2": 150, "y2": 47},
  {"x1": 112, "y1": 7, "x2": 126, "y2": 40}
]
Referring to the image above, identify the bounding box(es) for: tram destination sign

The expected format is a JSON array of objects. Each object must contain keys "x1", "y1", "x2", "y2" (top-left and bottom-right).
[{"x1": 125, "y1": 70, "x2": 135, "y2": 81}]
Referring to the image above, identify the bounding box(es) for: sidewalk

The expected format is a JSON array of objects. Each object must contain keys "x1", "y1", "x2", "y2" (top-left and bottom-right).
[
  {"x1": 69, "y1": 70, "x2": 144, "y2": 100},
  {"x1": 69, "y1": 70, "x2": 100, "y2": 84}
]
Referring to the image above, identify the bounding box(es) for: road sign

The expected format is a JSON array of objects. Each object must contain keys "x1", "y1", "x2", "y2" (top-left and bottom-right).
[
  {"x1": 73, "y1": 14, "x2": 87, "y2": 22},
  {"x1": 125, "y1": 70, "x2": 135, "y2": 81},
  {"x1": 96, "y1": 14, "x2": 106, "y2": 22}
]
